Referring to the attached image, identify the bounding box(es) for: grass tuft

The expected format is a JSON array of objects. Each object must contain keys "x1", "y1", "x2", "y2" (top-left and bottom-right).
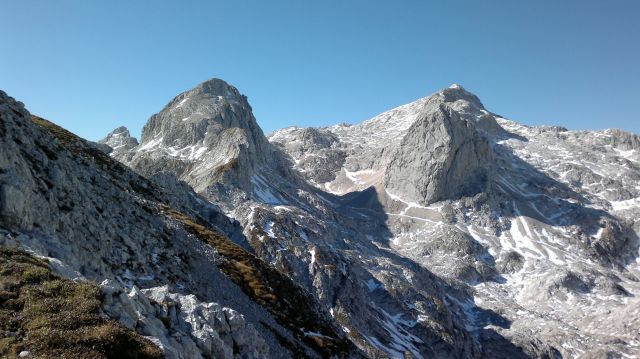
[{"x1": 0, "y1": 247, "x2": 163, "y2": 358}]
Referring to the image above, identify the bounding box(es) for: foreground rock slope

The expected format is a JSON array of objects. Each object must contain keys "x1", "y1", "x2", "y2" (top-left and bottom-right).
[{"x1": 0, "y1": 89, "x2": 357, "y2": 358}]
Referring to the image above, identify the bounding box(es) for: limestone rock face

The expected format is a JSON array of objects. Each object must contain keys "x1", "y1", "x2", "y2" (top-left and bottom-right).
[
  {"x1": 111, "y1": 78, "x2": 274, "y2": 193},
  {"x1": 383, "y1": 103, "x2": 493, "y2": 205},
  {"x1": 101, "y1": 281, "x2": 269, "y2": 359},
  {"x1": 0, "y1": 92, "x2": 48, "y2": 230},
  {"x1": 600, "y1": 128, "x2": 640, "y2": 151},
  {"x1": 270, "y1": 127, "x2": 346, "y2": 184},
  {"x1": 439, "y1": 84, "x2": 505, "y2": 135}
]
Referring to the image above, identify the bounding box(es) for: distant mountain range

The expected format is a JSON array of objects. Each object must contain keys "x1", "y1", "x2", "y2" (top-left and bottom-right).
[{"x1": 1, "y1": 79, "x2": 638, "y2": 358}]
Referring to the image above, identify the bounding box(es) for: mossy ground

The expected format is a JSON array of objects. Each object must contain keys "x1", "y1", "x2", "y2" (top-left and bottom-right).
[{"x1": 0, "y1": 247, "x2": 163, "y2": 358}]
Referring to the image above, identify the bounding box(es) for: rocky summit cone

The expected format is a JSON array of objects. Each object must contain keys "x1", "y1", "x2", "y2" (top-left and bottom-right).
[{"x1": 111, "y1": 79, "x2": 274, "y2": 193}]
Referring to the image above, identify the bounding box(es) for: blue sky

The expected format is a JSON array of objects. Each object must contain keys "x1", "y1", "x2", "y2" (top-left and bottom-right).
[{"x1": 1, "y1": 0, "x2": 638, "y2": 141}]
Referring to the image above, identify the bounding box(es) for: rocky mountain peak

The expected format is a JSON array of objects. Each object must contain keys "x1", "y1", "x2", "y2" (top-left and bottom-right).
[
  {"x1": 192, "y1": 78, "x2": 243, "y2": 98},
  {"x1": 139, "y1": 78, "x2": 257, "y2": 145},
  {"x1": 99, "y1": 126, "x2": 139, "y2": 160},
  {"x1": 111, "y1": 78, "x2": 273, "y2": 193},
  {"x1": 431, "y1": 84, "x2": 504, "y2": 135},
  {"x1": 164, "y1": 78, "x2": 247, "y2": 111},
  {"x1": 111, "y1": 125, "x2": 131, "y2": 134},
  {"x1": 135, "y1": 77, "x2": 267, "y2": 149},
  {"x1": 383, "y1": 102, "x2": 494, "y2": 205},
  {"x1": 100, "y1": 126, "x2": 138, "y2": 146},
  {"x1": 438, "y1": 84, "x2": 485, "y2": 110}
]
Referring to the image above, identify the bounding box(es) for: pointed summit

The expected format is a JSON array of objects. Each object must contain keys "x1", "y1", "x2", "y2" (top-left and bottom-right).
[
  {"x1": 124, "y1": 77, "x2": 272, "y2": 192},
  {"x1": 193, "y1": 78, "x2": 243, "y2": 97},
  {"x1": 438, "y1": 83, "x2": 485, "y2": 112},
  {"x1": 139, "y1": 77, "x2": 263, "y2": 147},
  {"x1": 434, "y1": 84, "x2": 504, "y2": 135},
  {"x1": 99, "y1": 126, "x2": 139, "y2": 158},
  {"x1": 164, "y1": 78, "x2": 249, "y2": 115}
]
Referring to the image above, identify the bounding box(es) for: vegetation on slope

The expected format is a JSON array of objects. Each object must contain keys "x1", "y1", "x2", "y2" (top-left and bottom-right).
[
  {"x1": 161, "y1": 204, "x2": 356, "y2": 357},
  {"x1": 0, "y1": 247, "x2": 163, "y2": 358},
  {"x1": 31, "y1": 115, "x2": 163, "y2": 202},
  {"x1": 31, "y1": 114, "x2": 357, "y2": 357}
]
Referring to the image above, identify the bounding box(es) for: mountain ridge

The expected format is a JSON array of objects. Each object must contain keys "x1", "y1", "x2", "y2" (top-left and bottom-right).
[
  {"x1": 98, "y1": 78, "x2": 640, "y2": 357},
  {"x1": 2, "y1": 77, "x2": 638, "y2": 358},
  {"x1": 97, "y1": 79, "x2": 640, "y2": 357}
]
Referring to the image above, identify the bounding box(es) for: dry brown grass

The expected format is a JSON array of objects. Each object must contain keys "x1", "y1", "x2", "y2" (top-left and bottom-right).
[
  {"x1": 213, "y1": 158, "x2": 238, "y2": 180},
  {"x1": 160, "y1": 205, "x2": 355, "y2": 356},
  {"x1": 30, "y1": 114, "x2": 356, "y2": 356},
  {"x1": 31, "y1": 115, "x2": 163, "y2": 202},
  {"x1": 0, "y1": 247, "x2": 163, "y2": 358}
]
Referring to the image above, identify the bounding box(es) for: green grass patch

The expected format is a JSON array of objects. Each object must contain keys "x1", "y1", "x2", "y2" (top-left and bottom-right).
[{"x1": 0, "y1": 247, "x2": 163, "y2": 358}]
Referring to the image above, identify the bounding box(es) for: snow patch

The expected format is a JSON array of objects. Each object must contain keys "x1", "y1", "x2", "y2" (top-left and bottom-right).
[
  {"x1": 138, "y1": 136, "x2": 163, "y2": 151},
  {"x1": 610, "y1": 197, "x2": 640, "y2": 211},
  {"x1": 309, "y1": 248, "x2": 316, "y2": 265},
  {"x1": 264, "y1": 221, "x2": 276, "y2": 238},
  {"x1": 175, "y1": 97, "x2": 189, "y2": 108},
  {"x1": 251, "y1": 175, "x2": 285, "y2": 205},
  {"x1": 344, "y1": 169, "x2": 376, "y2": 185}
]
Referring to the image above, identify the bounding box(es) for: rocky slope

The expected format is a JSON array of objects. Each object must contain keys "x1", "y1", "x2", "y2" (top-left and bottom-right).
[
  {"x1": 2, "y1": 75, "x2": 638, "y2": 358},
  {"x1": 111, "y1": 78, "x2": 640, "y2": 358},
  {"x1": 0, "y1": 90, "x2": 357, "y2": 358},
  {"x1": 269, "y1": 84, "x2": 640, "y2": 358},
  {"x1": 97, "y1": 78, "x2": 638, "y2": 357}
]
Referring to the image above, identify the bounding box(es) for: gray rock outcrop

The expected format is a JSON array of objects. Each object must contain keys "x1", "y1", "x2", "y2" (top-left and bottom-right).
[
  {"x1": 101, "y1": 281, "x2": 269, "y2": 359},
  {"x1": 383, "y1": 103, "x2": 494, "y2": 205},
  {"x1": 118, "y1": 78, "x2": 274, "y2": 193}
]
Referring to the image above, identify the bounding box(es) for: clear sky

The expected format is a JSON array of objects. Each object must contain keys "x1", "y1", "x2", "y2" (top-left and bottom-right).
[{"x1": 1, "y1": 0, "x2": 638, "y2": 141}]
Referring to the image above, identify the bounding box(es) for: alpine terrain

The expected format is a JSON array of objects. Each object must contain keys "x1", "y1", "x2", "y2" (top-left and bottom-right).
[{"x1": 1, "y1": 79, "x2": 639, "y2": 358}]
